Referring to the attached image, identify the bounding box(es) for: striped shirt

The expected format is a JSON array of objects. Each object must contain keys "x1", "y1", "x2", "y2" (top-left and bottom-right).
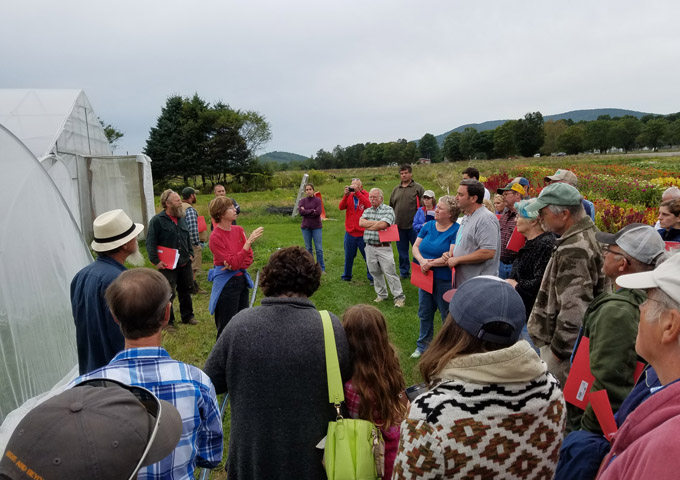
[
  {"x1": 361, "y1": 203, "x2": 395, "y2": 245},
  {"x1": 73, "y1": 347, "x2": 223, "y2": 479}
]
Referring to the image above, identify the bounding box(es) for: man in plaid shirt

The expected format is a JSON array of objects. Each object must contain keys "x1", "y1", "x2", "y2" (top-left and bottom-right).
[
  {"x1": 360, "y1": 188, "x2": 406, "y2": 307},
  {"x1": 73, "y1": 268, "x2": 223, "y2": 479},
  {"x1": 496, "y1": 181, "x2": 525, "y2": 279},
  {"x1": 181, "y1": 187, "x2": 207, "y2": 294}
]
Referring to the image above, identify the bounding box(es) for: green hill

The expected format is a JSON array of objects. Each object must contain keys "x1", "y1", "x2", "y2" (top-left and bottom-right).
[
  {"x1": 434, "y1": 108, "x2": 651, "y2": 144},
  {"x1": 258, "y1": 151, "x2": 309, "y2": 164}
]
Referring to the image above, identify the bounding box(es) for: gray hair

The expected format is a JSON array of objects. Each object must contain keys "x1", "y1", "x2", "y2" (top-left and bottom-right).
[
  {"x1": 369, "y1": 188, "x2": 384, "y2": 199},
  {"x1": 547, "y1": 203, "x2": 585, "y2": 219},
  {"x1": 439, "y1": 195, "x2": 461, "y2": 222},
  {"x1": 662, "y1": 186, "x2": 680, "y2": 201},
  {"x1": 644, "y1": 287, "x2": 680, "y2": 325}
]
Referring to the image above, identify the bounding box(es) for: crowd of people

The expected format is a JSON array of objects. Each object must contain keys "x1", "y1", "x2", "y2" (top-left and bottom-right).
[{"x1": 3, "y1": 164, "x2": 680, "y2": 480}]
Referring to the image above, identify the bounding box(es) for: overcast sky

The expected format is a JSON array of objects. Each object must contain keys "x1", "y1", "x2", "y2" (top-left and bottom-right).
[{"x1": 2, "y1": 0, "x2": 679, "y2": 157}]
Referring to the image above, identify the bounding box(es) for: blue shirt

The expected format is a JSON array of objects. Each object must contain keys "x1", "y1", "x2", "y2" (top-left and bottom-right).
[
  {"x1": 70, "y1": 255, "x2": 126, "y2": 375},
  {"x1": 416, "y1": 221, "x2": 460, "y2": 280},
  {"x1": 73, "y1": 347, "x2": 223, "y2": 479}
]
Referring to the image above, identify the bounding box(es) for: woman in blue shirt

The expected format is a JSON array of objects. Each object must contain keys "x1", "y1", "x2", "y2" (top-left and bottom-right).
[{"x1": 410, "y1": 195, "x2": 460, "y2": 358}]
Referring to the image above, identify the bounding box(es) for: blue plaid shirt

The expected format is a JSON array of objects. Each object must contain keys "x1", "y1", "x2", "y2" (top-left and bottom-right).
[
  {"x1": 73, "y1": 347, "x2": 223, "y2": 479},
  {"x1": 184, "y1": 205, "x2": 200, "y2": 246}
]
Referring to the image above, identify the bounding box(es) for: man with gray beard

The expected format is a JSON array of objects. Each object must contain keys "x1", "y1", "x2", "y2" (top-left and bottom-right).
[
  {"x1": 146, "y1": 189, "x2": 196, "y2": 331},
  {"x1": 71, "y1": 209, "x2": 145, "y2": 374}
]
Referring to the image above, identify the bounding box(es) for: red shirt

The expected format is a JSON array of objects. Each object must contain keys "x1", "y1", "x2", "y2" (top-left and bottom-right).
[
  {"x1": 209, "y1": 226, "x2": 253, "y2": 270},
  {"x1": 339, "y1": 190, "x2": 371, "y2": 237}
]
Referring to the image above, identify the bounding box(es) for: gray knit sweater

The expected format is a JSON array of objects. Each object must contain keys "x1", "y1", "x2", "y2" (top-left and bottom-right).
[{"x1": 204, "y1": 296, "x2": 351, "y2": 479}]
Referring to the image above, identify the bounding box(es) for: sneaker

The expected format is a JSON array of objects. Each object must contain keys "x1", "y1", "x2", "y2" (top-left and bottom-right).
[
  {"x1": 182, "y1": 317, "x2": 198, "y2": 325},
  {"x1": 394, "y1": 298, "x2": 405, "y2": 308},
  {"x1": 373, "y1": 297, "x2": 387, "y2": 303},
  {"x1": 410, "y1": 350, "x2": 422, "y2": 359}
]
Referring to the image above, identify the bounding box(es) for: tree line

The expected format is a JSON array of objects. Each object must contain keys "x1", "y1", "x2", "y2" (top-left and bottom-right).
[{"x1": 292, "y1": 111, "x2": 680, "y2": 170}]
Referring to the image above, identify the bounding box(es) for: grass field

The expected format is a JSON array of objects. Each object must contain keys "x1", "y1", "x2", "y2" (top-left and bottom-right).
[{"x1": 142, "y1": 154, "x2": 680, "y2": 478}]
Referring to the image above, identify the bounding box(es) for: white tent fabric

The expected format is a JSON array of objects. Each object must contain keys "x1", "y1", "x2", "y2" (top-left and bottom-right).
[
  {"x1": 0, "y1": 89, "x2": 154, "y2": 241},
  {"x1": 0, "y1": 124, "x2": 91, "y2": 432}
]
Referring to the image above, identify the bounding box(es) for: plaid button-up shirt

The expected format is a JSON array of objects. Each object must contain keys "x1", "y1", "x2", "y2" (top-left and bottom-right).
[
  {"x1": 74, "y1": 347, "x2": 223, "y2": 479},
  {"x1": 361, "y1": 203, "x2": 395, "y2": 245},
  {"x1": 184, "y1": 205, "x2": 200, "y2": 246}
]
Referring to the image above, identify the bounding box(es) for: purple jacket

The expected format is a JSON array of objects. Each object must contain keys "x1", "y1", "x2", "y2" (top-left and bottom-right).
[{"x1": 299, "y1": 196, "x2": 322, "y2": 229}]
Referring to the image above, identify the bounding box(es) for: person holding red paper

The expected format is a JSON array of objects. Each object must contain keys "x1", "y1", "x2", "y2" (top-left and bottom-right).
[
  {"x1": 496, "y1": 181, "x2": 525, "y2": 279},
  {"x1": 146, "y1": 189, "x2": 196, "y2": 330},
  {"x1": 565, "y1": 224, "x2": 666, "y2": 434},
  {"x1": 409, "y1": 195, "x2": 460, "y2": 358},
  {"x1": 594, "y1": 253, "x2": 680, "y2": 480},
  {"x1": 360, "y1": 188, "x2": 405, "y2": 307}
]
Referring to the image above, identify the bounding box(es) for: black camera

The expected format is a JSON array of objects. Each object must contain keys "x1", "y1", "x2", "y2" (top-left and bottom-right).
[{"x1": 348, "y1": 187, "x2": 355, "y2": 192}]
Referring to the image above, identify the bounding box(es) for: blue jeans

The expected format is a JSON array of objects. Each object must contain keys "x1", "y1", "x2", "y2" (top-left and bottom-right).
[
  {"x1": 396, "y1": 227, "x2": 418, "y2": 278},
  {"x1": 301, "y1": 228, "x2": 325, "y2": 271},
  {"x1": 416, "y1": 277, "x2": 452, "y2": 353},
  {"x1": 342, "y1": 233, "x2": 373, "y2": 282},
  {"x1": 499, "y1": 261, "x2": 513, "y2": 279}
]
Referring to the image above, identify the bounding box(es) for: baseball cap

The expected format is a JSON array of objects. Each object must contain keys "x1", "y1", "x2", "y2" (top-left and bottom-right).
[
  {"x1": 0, "y1": 378, "x2": 182, "y2": 480},
  {"x1": 596, "y1": 223, "x2": 666, "y2": 265},
  {"x1": 524, "y1": 182, "x2": 582, "y2": 213},
  {"x1": 448, "y1": 276, "x2": 525, "y2": 345},
  {"x1": 544, "y1": 169, "x2": 578, "y2": 186},
  {"x1": 423, "y1": 190, "x2": 435, "y2": 198},
  {"x1": 616, "y1": 252, "x2": 680, "y2": 304},
  {"x1": 181, "y1": 187, "x2": 196, "y2": 198},
  {"x1": 497, "y1": 182, "x2": 526, "y2": 196},
  {"x1": 512, "y1": 177, "x2": 530, "y2": 188}
]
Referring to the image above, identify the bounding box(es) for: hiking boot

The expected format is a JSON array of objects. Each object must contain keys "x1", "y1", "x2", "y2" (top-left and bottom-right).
[
  {"x1": 394, "y1": 298, "x2": 405, "y2": 308},
  {"x1": 164, "y1": 324, "x2": 178, "y2": 333},
  {"x1": 182, "y1": 317, "x2": 198, "y2": 325}
]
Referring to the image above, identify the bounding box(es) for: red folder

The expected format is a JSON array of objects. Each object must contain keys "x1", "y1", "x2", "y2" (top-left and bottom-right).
[
  {"x1": 506, "y1": 227, "x2": 526, "y2": 252},
  {"x1": 197, "y1": 216, "x2": 208, "y2": 233},
  {"x1": 496, "y1": 214, "x2": 501, "y2": 220},
  {"x1": 589, "y1": 390, "x2": 618, "y2": 441},
  {"x1": 314, "y1": 192, "x2": 327, "y2": 220},
  {"x1": 633, "y1": 361, "x2": 645, "y2": 384},
  {"x1": 665, "y1": 241, "x2": 680, "y2": 252},
  {"x1": 563, "y1": 337, "x2": 595, "y2": 410},
  {"x1": 157, "y1": 246, "x2": 179, "y2": 270},
  {"x1": 410, "y1": 261, "x2": 434, "y2": 294},
  {"x1": 379, "y1": 224, "x2": 399, "y2": 242}
]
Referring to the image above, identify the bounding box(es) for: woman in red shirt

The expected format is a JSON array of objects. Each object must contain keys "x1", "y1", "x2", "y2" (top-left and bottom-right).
[{"x1": 208, "y1": 196, "x2": 263, "y2": 338}]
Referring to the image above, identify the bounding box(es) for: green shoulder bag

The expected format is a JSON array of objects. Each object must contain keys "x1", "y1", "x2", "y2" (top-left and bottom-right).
[{"x1": 320, "y1": 310, "x2": 383, "y2": 480}]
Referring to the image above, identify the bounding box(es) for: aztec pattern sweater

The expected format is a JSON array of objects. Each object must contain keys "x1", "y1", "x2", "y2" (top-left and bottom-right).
[{"x1": 393, "y1": 341, "x2": 566, "y2": 479}]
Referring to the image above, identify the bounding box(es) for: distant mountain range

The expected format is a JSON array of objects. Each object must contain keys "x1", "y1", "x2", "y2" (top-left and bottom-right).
[
  {"x1": 260, "y1": 108, "x2": 653, "y2": 161},
  {"x1": 433, "y1": 108, "x2": 651, "y2": 144}
]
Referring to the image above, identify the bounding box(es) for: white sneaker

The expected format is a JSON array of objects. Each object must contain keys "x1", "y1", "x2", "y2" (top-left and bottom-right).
[
  {"x1": 374, "y1": 297, "x2": 387, "y2": 303},
  {"x1": 394, "y1": 298, "x2": 405, "y2": 308},
  {"x1": 410, "y1": 350, "x2": 422, "y2": 359}
]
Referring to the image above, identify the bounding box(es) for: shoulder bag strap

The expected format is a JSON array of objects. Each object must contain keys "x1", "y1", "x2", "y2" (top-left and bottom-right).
[{"x1": 320, "y1": 310, "x2": 344, "y2": 408}]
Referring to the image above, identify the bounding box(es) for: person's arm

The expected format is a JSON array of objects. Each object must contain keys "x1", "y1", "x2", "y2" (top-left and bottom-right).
[
  {"x1": 339, "y1": 188, "x2": 349, "y2": 210},
  {"x1": 413, "y1": 208, "x2": 425, "y2": 232},
  {"x1": 359, "y1": 209, "x2": 390, "y2": 231},
  {"x1": 218, "y1": 227, "x2": 263, "y2": 270},
  {"x1": 513, "y1": 239, "x2": 554, "y2": 298},
  {"x1": 185, "y1": 207, "x2": 200, "y2": 245},
  {"x1": 580, "y1": 301, "x2": 639, "y2": 433},
  {"x1": 203, "y1": 335, "x2": 229, "y2": 394},
  {"x1": 145, "y1": 217, "x2": 163, "y2": 267},
  {"x1": 195, "y1": 382, "x2": 224, "y2": 468},
  {"x1": 447, "y1": 249, "x2": 496, "y2": 267},
  {"x1": 356, "y1": 189, "x2": 371, "y2": 209},
  {"x1": 392, "y1": 419, "x2": 445, "y2": 479}
]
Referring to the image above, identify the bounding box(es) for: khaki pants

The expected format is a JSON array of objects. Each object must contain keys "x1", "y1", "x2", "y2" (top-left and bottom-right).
[
  {"x1": 191, "y1": 243, "x2": 202, "y2": 280},
  {"x1": 365, "y1": 245, "x2": 404, "y2": 300}
]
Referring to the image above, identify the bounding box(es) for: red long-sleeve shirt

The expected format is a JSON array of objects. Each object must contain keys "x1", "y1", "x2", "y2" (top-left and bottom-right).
[
  {"x1": 339, "y1": 190, "x2": 371, "y2": 237},
  {"x1": 210, "y1": 226, "x2": 254, "y2": 270}
]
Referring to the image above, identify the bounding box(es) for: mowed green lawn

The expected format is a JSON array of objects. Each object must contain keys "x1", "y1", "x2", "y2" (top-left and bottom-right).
[{"x1": 139, "y1": 175, "x2": 436, "y2": 478}]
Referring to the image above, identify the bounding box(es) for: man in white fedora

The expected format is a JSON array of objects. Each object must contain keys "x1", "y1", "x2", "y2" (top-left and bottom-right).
[{"x1": 70, "y1": 209, "x2": 144, "y2": 375}]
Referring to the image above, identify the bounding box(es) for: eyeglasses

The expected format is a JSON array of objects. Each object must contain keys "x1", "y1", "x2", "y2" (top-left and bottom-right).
[
  {"x1": 75, "y1": 379, "x2": 163, "y2": 480},
  {"x1": 602, "y1": 246, "x2": 623, "y2": 256}
]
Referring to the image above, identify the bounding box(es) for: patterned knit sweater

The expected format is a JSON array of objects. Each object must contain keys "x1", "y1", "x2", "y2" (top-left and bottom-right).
[{"x1": 393, "y1": 341, "x2": 565, "y2": 479}]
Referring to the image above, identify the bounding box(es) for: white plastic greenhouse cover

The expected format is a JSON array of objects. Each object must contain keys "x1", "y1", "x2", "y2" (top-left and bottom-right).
[{"x1": 0, "y1": 124, "x2": 92, "y2": 444}]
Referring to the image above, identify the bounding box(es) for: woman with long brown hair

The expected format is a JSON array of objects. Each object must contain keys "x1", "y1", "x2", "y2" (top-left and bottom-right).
[
  {"x1": 393, "y1": 276, "x2": 566, "y2": 480},
  {"x1": 342, "y1": 304, "x2": 407, "y2": 479}
]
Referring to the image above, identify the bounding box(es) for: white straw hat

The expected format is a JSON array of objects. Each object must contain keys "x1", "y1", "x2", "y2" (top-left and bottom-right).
[{"x1": 91, "y1": 209, "x2": 144, "y2": 252}]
